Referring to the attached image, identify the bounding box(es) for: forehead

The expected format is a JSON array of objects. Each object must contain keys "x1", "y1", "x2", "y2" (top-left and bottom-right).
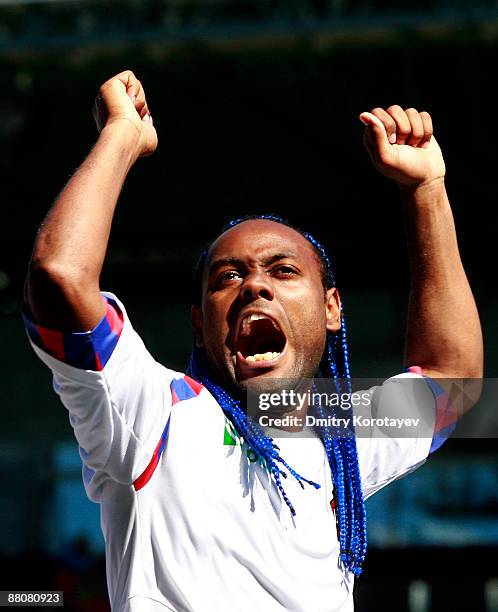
[{"x1": 204, "y1": 219, "x2": 320, "y2": 272}]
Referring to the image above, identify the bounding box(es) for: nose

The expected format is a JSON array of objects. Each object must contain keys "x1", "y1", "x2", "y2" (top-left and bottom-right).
[{"x1": 239, "y1": 271, "x2": 274, "y2": 302}]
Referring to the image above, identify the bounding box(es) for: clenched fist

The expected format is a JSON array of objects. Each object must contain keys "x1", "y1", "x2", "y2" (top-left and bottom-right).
[
  {"x1": 359, "y1": 105, "x2": 445, "y2": 189},
  {"x1": 93, "y1": 70, "x2": 158, "y2": 159}
]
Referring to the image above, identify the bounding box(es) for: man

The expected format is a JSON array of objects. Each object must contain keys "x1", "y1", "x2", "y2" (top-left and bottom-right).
[{"x1": 23, "y1": 71, "x2": 482, "y2": 611}]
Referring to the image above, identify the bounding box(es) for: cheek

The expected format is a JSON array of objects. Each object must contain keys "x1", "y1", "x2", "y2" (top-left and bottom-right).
[
  {"x1": 202, "y1": 301, "x2": 230, "y2": 348},
  {"x1": 284, "y1": 291, "x2": 327, "y2": 345}
]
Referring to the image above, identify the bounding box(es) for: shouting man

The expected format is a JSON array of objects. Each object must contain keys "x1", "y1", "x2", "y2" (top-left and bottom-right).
[{"x1": 23, "y1": 71, "x2": 482, "y2": 611}]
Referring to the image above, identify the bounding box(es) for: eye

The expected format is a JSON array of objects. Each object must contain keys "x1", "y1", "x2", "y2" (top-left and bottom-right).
[
  {"x1": 272, "y1": 265, "x2": 298, "y2": 277},
  {"x1": 216, "y1": 270, "x2": 242, "y2": 285}
]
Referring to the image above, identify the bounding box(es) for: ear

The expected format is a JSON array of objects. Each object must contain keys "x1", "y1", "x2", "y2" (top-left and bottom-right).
[
  {"x1": 191, "y1": 305, "x2": 204, "y2": 347},
  {"x1": 325, "y1": 288, "x2": 341, "y2": 333}
]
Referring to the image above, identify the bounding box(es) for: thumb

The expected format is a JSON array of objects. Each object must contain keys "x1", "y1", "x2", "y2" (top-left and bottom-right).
[{"x1": 359, "y1": 111, "x2": 391, "y2": 159}]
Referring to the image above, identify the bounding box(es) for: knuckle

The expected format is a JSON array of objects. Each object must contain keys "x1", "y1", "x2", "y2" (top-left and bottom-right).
[
  {"x1": 405, "y1": 107, "x2": 419, "y2": 115},
  {"x1": 420, "y1": 112, "x2": 433, "y2": 128},
  {"x1": 387, "y1": 104, "x2": 402, "y2": 114},
  {"x1": 371, "y1": 107, "x2": 396, "y2": 129}
]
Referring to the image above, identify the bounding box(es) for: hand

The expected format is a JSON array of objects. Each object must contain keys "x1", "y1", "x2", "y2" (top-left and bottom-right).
[
  {"x1": 359, "y1": 105, "x2": 445, "y2": 189},
  {"x1": 92, "y1": 70, "x2": 158, "y2": 159}
]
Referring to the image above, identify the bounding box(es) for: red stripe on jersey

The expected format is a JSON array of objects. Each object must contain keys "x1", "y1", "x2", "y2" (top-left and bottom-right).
[
  {"x1": 133, "y1": 435, "x2": 163, "y2": 491},
  {"x1": 35, "y1": 325, "x2": 65, "y2": 361},
  {"x1": 434, "y1": 394, "x2": 458, "y2": 431},
  {"x1": 133, "y1": 377, "x2": 204, "y2": 492},
  {"x1": 407, "y1": 365, "x2": 423, "y2": 375},
  {"x1": 105, "y1": 300, "x2": 124, "y2": 336},
  {"x1": 184, "y1": 375, "x2": 204, "y2": 396}
]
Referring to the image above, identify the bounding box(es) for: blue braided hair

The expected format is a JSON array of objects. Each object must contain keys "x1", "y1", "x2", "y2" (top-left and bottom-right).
[{"x1": 187, "y1": 213, "x2": 367, "y2": 576}]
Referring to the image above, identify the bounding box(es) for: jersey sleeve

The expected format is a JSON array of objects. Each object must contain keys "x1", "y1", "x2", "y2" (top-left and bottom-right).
[
  {"x1": 23, "y1": 292, "x2": 177, "y2": 488},
  {"x1": 355, "y1": 369, "x2": 455, "y2": 500}
]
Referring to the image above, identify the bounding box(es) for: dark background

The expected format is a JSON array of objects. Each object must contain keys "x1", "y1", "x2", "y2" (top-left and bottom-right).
[{"x1": 1, "y1": 1, "x2": 497, "y2": 610}]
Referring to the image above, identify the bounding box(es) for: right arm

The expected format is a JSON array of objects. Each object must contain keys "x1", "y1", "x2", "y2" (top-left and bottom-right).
[
  {"x1": 25, "y1": 70, "x2": 157, "y2": 330},
  {"x1": 23, "y1": 72, "x2": 173, "y2": 488}
]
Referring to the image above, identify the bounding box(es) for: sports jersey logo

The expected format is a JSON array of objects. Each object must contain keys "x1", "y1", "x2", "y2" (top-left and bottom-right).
[{"x1": 223, "y1": 418, "x2": 260, "y2": 463}]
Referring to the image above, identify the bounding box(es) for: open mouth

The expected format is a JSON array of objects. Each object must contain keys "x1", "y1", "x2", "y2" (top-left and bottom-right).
[{"x1": 236, "y1": 313, "x2": 287, "y2": 364}]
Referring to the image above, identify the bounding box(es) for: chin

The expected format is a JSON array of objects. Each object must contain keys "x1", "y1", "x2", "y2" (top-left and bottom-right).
[
  {"x1": 237, "y1": 375, "x2": 285, "y2": 395},
  {"x1": 236, "y1": 362, "x2": 310, "y2": 395}
]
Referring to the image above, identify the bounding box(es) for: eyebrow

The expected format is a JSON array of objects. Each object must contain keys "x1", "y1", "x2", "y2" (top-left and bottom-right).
[
  {"x1": 207, "y1": 257, "x2": 243, "y2": 276},
  {"x1": 263, "y1": 252, "x2": 298, "y2": 266},
  {"x1": 207, "y1": 252, "x2": 299, "y2": 276}
]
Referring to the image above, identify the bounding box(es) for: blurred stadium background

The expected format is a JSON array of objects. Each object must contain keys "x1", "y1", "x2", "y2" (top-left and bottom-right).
[{"x1": 1, "y1": 0, "x2": 498, "y2": 610}]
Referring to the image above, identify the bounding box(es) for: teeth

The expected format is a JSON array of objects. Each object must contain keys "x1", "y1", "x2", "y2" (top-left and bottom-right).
[
  {"x1": 240, "y1": 313, "x2": 282, "y2": 336},
  {"x1": 241, "y1": 314, "x2": 269, "y2": 336},
  {"x1": 245, "y1": 352, "x2": 280, "y2": 363}
]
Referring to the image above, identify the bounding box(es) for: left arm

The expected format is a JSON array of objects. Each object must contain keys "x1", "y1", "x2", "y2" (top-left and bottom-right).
[{"x1": 359, "y1": 105, "x2": 483, "y2": 380}]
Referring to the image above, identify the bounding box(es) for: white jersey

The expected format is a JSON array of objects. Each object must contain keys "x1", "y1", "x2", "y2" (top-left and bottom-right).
[{"x1": 24, "y1": 293, "x2": 446, "y2": 612}]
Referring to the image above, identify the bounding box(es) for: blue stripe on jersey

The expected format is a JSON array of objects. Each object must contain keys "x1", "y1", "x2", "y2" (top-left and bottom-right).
[
  {"x1": 171, "y1": 377, "x2": 199, "y2": 403},
  {"x1": 22, "y1": 296, "x2": 124, "y2": 371},
  {"x1": 406, "y1": 367, "x2": 457, "y2": 454}
]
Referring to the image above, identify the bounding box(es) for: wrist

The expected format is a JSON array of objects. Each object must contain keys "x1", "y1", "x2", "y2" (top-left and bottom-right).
[
  {"x1": 399, "y1": 177, "x2": 447, "y2": 208},
  {"x1": 99, "y1": 120, "x2": 142, "y2": 170}
]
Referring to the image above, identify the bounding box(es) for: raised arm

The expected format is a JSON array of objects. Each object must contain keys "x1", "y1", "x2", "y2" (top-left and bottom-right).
[
  {"x1": 24, "y1": 70, "x2": 157, "y2": 331},
  {"x1": 359, "y1": 105, "x2": 483, "y2": 380}
]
